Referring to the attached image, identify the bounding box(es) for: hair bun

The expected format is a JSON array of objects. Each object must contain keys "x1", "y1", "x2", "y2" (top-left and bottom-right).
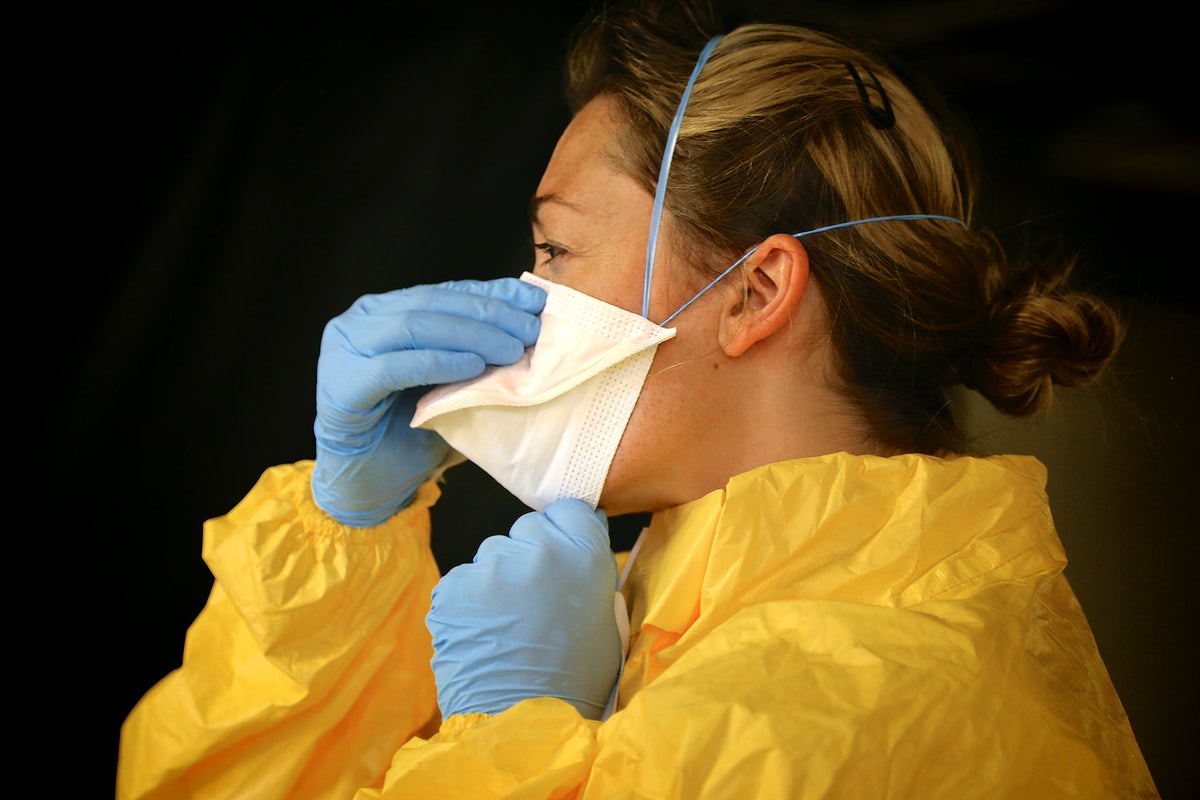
[{"x1": 966, "y1": 288, "x2": 1123, "y2": 416}]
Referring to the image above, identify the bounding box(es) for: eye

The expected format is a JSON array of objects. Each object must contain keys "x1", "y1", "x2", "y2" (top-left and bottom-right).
[{"x1": 533, "y1": 240, "x2": 567, "y2": 264}]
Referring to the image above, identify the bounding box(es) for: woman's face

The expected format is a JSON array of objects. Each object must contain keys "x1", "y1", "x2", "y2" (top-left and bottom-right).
[{"x1": 530, "y1": 96, "x2": 736, "y2": 515}]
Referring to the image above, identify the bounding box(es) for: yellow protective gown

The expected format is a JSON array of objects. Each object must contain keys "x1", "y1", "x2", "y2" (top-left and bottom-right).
[{"x1": 117, "y1": 453, "x2": 1159, "y2": 799}]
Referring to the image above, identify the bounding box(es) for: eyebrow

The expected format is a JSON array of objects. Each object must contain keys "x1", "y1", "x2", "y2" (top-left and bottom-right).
[{"x1": 529, "y1": 193, "x2": 585, "y2": 227}]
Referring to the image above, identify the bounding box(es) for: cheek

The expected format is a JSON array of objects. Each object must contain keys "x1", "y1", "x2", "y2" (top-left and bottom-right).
[
  {"x1": 571, "y1": 266, "x2": 698, "y2": 320},
  {"x1": 645, "y1": 260, "x2": 724, "y2": 326},
  {"x1": 574, "y1": 269, "x2": 646, "y2": 315}
]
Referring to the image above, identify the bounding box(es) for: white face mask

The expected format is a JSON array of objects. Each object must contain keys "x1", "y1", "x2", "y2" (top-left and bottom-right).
[{"x1": 411, "y1": 272, "x2": 676, "y2": 511}]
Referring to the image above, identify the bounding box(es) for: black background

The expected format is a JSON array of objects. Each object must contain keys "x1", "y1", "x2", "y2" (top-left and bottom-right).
[{"x1": 48, "y1": 0, "x2": 1195, "y2": 795}]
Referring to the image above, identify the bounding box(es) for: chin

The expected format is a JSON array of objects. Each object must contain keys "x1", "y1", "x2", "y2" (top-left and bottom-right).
[
  {"x1": 597, "y1": 485, "x2": 653, "y2": 518},
  {"x1": 599, "y1": 475, "x2": 687, "y2": 518}
]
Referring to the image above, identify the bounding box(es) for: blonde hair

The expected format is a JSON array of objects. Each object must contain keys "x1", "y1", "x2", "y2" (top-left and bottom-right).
[{"x1": 566, "y1": 1, "x2": 1122, "y2": 454}]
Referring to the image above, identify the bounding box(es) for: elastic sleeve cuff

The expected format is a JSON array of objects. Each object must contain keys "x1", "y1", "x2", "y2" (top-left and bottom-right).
[
  {"x1": 202, "y1": 461, "x2": 444, "y2": 667},
  {"x1": 436, "y1": 712, "x2": 493, "y2": 737}
]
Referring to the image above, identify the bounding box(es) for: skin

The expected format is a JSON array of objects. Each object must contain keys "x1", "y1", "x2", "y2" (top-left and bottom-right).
[{"x1": 530, "y1": 96, "x2": 877, "y2": 517}]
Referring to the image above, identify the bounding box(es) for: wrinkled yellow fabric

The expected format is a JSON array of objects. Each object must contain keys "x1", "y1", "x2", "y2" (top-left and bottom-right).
[
  {"x1": 117, "y1": 463, "x2": 444, "y2": 800},
  {"x1": 117, "y1": 453, "x2": 1159, "y2": 799}
]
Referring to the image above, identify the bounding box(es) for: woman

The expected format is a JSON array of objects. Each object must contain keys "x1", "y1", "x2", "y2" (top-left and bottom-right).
[{"x1": 117, "y1": 2, "x2": 1158, "y2": 797}]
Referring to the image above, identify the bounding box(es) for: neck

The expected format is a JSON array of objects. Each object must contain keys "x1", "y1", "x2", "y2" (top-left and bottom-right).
[
  {"x1": 698, "y1": 347, "x2": 876, "y2": 486},
  {"x1": 602, "y1": 334, "x2": 874, "y2": 517}
]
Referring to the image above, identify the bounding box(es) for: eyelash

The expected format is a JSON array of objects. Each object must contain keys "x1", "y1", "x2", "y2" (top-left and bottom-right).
[{"x1": 533, "y1": 241, "x2": 566, "y2": 262}]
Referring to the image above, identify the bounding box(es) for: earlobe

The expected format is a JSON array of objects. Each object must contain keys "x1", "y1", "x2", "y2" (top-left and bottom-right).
[{"x1": 719, "y1": 233, "x2": 810, "y2": 357}]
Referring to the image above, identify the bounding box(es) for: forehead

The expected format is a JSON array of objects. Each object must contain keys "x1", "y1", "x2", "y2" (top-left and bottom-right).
[{"x1": 534, "y1": 97, "x2": 640, "y2": 216}]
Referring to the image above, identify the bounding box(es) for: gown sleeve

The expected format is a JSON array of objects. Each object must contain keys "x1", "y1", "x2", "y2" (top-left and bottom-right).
[{"x1": 116, "y1": 460, "x2": 444, "y2": 800}]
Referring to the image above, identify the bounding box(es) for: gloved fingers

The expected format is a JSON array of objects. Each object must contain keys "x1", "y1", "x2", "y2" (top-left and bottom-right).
[
  {"x1": 317, "y1": 322, "x2": 532, "y2": 415},
  {"x1": 430, "y1": 277, "x2": 548, "y2": 316},
  {"x1": 399, "y1": 309, "x2": 536, "y2": 363},
  {"x1": 431, "y1": 537, "x2": 528, "y2": 609},
  {"x1": 349, "y1": 280, "x2": 545, "y2": 348},
  {"x1": 352, "y1": 277, "x2": 544, "y2": 314},
  {"x1": 312, "y1": 358, "x2": 436, "y2": 435},
  {"x1": 367, "y1": 347, "x2": 492, "y2": 395},
  {"x1": 509, "y1": 498, "x2": 610, "y2": 552},
  {"x1": 327, "y1": 305, "x2": 538, "y2": 363},
  {"x1": 471, "y1": 532, "x2": 526, "y2": 564}
]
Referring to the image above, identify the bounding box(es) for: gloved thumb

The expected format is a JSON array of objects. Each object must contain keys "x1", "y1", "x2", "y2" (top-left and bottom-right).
[{"x1": 533, "y1": 497, "x2": 610, "y2": 552}]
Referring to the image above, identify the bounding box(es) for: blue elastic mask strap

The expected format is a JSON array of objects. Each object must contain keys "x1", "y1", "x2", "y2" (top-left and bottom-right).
[
  {"x1": 643, "y1": 35, "x2": 724, "y2": 319},
  {"x1": 657, "y1": 213, "x2": 968, "y2": 326}
]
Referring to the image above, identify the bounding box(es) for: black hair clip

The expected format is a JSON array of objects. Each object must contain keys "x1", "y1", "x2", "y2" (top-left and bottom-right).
[{"x1": 845, "y1": 61, "x2": 895, "y2": 130}]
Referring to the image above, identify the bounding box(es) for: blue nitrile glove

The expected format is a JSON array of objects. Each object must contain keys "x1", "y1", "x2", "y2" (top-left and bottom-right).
[
  {"x1": 312, "y1": 278, "x2": 546, "y2": 527},
  {"x1": 427, "y1": 498, "x2": 622, "y2": 720}
]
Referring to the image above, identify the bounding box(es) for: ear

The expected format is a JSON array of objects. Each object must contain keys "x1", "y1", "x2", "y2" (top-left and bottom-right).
[{"x1": 719, "y1": 233, "x2": 810, "y2": 357}]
